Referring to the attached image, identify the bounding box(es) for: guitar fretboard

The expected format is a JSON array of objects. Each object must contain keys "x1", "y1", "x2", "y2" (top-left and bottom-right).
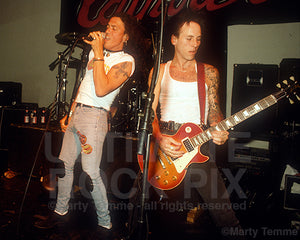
[{"x1": 189, "y1": 94, "x2": 278, "y2": 147}]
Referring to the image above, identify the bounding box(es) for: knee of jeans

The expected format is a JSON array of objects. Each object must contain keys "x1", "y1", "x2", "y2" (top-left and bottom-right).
[
  {"x1": 83, "y1": 172, "x2": 94, "y2": 192},
  {"x1": 57, "y1": 160, "x2": 65, "y2": 178}
]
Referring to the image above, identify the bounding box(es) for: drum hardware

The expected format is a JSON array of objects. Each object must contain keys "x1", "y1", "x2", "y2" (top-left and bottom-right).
[
  {"x1": 48, "y1": 32, "x2": 85, "y2": 123},
  {"x1": 62, "y1": 57, "x2": 81, "y2": 69},
  {"x1": 48, "y1": 49, "x2": 71, "y2": 122},
  {"x1": 109, "y1": 78, "x2": 145, "y2": 134},
  {"x1": 55, "y1": 32, "x2": 86, "y2": 49}
]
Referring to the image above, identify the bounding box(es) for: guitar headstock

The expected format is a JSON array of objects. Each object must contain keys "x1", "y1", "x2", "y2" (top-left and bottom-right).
[{"x1": 275, "y1": 76, "x2": 300, "y2": 104}]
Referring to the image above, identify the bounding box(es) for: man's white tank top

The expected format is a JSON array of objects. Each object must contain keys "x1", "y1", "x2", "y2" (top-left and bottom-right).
[
  {"x1": 159, "y1": 61, "x2": 208, "y2": 125},
  {"x1": 76, "y1": 50, "x2": 135, "y2": 111}
]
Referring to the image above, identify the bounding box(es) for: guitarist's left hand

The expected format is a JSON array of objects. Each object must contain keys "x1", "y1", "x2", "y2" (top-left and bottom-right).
[{"x1": 211, "y1": 130, "x2": 229, "y2": 145}]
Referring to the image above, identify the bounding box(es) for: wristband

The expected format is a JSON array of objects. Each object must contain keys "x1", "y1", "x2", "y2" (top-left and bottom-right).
[{"x1": 93, "y1": 58, "x2": 104, "y2": 62}]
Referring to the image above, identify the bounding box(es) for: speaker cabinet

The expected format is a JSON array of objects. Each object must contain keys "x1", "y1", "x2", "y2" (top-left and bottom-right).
[
  {"x1": 0, "y1": 82, "x2": 22, "y2": 107},
  {"x1": 231, "y1": 64, "x2": 279, "y2": 137},
  {"x1": 0, "y1": 107, "x2": 25, "y2": 149}
]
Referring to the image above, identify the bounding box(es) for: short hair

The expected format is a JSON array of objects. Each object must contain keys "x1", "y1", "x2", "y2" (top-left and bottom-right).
[
  {"x1": 162, "y1": 9, "x2": 204, "y2": 61},
  {"x1": 168, "y1": 9, "x2": 203, "y2": 38}
]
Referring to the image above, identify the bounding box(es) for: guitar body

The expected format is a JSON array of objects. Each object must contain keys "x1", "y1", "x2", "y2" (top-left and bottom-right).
[{"x1": 138, "y1": 122, "x2": 209, "y2": 190}]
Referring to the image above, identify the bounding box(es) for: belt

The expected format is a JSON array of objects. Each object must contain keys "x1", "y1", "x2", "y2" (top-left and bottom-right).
[
  {"x1": 76, "y1": 103, "x2": 108, "y2": 112},
  {"x1": 159, "y1": 121, "x2": 182, "y2": 133}
]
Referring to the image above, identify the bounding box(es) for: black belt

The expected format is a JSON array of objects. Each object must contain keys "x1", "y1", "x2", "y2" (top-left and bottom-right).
[
  {"x1": 76, "y1": 103, "x2": 108, "y2": 112},
  {"x1": 159, "y1": 121, "x2": 182, "y2": 133}
]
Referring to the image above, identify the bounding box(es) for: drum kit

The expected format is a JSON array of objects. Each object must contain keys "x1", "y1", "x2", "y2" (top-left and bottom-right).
[{"x1": 48, "y1": 32, "x2": 145, "y2": 136}]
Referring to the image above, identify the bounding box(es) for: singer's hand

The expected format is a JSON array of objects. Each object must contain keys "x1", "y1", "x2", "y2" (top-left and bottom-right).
[
  {"x1": 83, "y1": 31, "x2": 105, "y2": 58},
  {"x1": 60, "y1": 114, "x2": 70, "y2": 132}
]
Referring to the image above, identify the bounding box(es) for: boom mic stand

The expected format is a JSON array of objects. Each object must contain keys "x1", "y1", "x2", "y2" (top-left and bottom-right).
[{"x1": 135, "y1": 1, "x2": 168, "y2": 239}]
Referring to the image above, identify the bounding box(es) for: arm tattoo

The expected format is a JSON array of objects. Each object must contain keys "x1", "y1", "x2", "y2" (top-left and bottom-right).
[
  {"x1": 206, "y1": 65, "x2": 224, "y2": 125},
  {"x1": 112, "y1": 62, "x2": 130, "y2": 80}
]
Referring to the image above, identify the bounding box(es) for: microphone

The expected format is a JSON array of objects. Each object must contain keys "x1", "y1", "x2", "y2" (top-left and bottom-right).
[{"x1": 82, "y1": 32, "x2": 106, "y2": 41}]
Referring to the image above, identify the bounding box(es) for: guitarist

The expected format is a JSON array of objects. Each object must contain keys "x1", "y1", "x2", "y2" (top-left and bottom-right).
[{"x1": 149, "y1": 10, "x2": 243, "y2": 238}]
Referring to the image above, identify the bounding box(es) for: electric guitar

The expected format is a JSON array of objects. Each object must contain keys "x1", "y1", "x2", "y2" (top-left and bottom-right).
[{"x1": 138, "y1": 77, "x2": 299, "y2": 190}]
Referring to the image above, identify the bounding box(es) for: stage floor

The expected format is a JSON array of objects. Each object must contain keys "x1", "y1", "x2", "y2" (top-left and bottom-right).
[{"x1": 0, "y1": 170, "x2": 299, "y2": 240}]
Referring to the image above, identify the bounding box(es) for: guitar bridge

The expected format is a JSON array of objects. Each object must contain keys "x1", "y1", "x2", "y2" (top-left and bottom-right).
[{"x1": 182, "y1": 137, "x2": 194, "y2": 152}]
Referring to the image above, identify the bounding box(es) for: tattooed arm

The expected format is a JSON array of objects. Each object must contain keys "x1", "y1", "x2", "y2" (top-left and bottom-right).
[
  {"x1": 205, "y1": 64, "x2": 229, "y2": 145},
  {"x1": 93, "y1": 61, "x2": 133, "y2": 97},
  {"x1": 205, "y1": 64, "x2": 224, "y2": 125}
]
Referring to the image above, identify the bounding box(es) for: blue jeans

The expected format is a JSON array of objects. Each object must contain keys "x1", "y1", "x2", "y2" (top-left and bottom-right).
[{"x1": 55, "y1": 104, "x2": 111, "y2": 227}]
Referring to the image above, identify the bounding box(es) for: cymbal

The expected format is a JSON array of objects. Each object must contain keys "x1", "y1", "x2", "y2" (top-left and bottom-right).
[{"x1": 55, "y1": 32, "x2": 85, "y2": 48}]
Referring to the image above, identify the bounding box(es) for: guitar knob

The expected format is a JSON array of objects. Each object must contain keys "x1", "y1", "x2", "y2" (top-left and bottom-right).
[
  {"x1": 164, "y1": 171, "x2": 169, "y2": 176},
  {"x1": 163, "y1": 180, "x2": 168, "y2": 185},
  {"x1": 172, "y1": 176, "x2": 177, "y2": 181},
  {"x1": 155, "y1": 176, "x2": 161, "y2": 180}
]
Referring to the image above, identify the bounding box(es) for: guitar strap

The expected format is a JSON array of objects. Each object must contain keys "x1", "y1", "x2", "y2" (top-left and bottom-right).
[{"x1": 197, "y1": 62, "x2": 206, "y2": 125}]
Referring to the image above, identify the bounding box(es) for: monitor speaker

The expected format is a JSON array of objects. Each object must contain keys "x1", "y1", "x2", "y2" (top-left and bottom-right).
[{"x1": 231, "y1": 64, "x2": 279, "y2": 137}]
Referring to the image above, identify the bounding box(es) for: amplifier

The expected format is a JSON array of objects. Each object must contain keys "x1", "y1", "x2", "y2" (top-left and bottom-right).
[{"x1": 0, "y1": 82, "x2": 22, "y2": 106}]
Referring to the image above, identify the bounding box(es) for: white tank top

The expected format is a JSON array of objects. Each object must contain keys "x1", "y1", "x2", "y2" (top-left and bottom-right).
[
  {"x1": 159, "y1": 61, "x2": 208, "y2": 125},
  {"x1": 76, "y1": 50, "x2": 135, "y2": 111}
]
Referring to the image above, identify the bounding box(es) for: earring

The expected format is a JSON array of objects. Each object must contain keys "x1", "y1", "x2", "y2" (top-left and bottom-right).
[{"x1": 124, "y1": 40, "x2": 128, "y2": 46}]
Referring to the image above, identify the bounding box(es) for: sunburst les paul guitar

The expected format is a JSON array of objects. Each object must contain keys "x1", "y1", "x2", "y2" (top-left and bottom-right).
[{"x1": 138, "y1": 77, "x2": 299, "y2": 190}]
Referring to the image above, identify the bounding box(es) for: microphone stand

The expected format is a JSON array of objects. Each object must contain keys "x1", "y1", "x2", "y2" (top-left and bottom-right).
[{"x1": 135, "y1": 1, "x2": 168, "y2": 239}]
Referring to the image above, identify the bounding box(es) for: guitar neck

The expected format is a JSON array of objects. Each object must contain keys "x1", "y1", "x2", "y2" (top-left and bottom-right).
[{"x1": 191, "y1": 93, "x2": 280, "y2": 146}]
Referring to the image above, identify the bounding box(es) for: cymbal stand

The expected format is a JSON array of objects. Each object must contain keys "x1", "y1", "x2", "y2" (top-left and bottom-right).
[
  {"x1": 48, "y1": 44, "x2": 75, "y2": 122},
  {"x1": 64, "y1": 46, "x2": 90, "y2": 125}
]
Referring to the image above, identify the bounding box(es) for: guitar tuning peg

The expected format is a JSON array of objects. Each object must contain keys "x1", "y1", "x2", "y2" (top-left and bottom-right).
[
  {"x1": 276, "y1": 83, "x2": 281, "y2": 88},
  {"x1": 289, "y1": 76, "x2": 295, "y2": 81},
  {"x1": 283, "y1": 80, "x2": 288, "y2": 85},
  {"x1": 288, "y1": 98, "x2": 294, "y2": 104},
  {"x1": 295, "y1": 94, "x2": 300, "y2": 101}
]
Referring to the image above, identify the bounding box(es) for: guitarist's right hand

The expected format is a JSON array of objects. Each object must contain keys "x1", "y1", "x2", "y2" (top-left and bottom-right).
[
  {"x1": 60, "y1": 115, "x2": 70, "y2": 132},
  {"x1": 159, "y1": 136, "x2": 184, "y2": 159}
]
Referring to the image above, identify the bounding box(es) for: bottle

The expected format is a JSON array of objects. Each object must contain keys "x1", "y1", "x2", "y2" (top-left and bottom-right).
[
  {"x1": 24, "y1": 108, "x2": 30, "y2": 124},
  {"x1": 40, "y1": 108, "x2": 46, "y2": 125},
  {"x1": 31, "y1": 110, "x2": 37, "y2": 125}
]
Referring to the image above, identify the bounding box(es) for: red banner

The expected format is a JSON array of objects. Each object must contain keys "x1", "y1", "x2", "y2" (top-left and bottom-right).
[{"x1": 77, "y1": 0, "x2": 268, "y2": 28}]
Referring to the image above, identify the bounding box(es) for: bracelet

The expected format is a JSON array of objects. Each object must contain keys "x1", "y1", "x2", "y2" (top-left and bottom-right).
[{"x1": 93, "y1": 58, "x2": 104, "y2": 62}]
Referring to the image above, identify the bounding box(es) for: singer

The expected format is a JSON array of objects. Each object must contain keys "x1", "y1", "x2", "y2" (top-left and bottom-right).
[{"x1": 34, "y1": 13, "x2": 145, "y2": 237}]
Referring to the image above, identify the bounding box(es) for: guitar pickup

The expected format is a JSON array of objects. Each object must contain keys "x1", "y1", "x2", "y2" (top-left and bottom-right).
[
  {"x1": 158, "y1": 155, "x2": 166, "y2": 169},
  {"x1": 182, "y1": 137, "x2": 194, "y2": 152},
  {"x1": 162, "y1": 151, "x2": 173, "y2": 165}
]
